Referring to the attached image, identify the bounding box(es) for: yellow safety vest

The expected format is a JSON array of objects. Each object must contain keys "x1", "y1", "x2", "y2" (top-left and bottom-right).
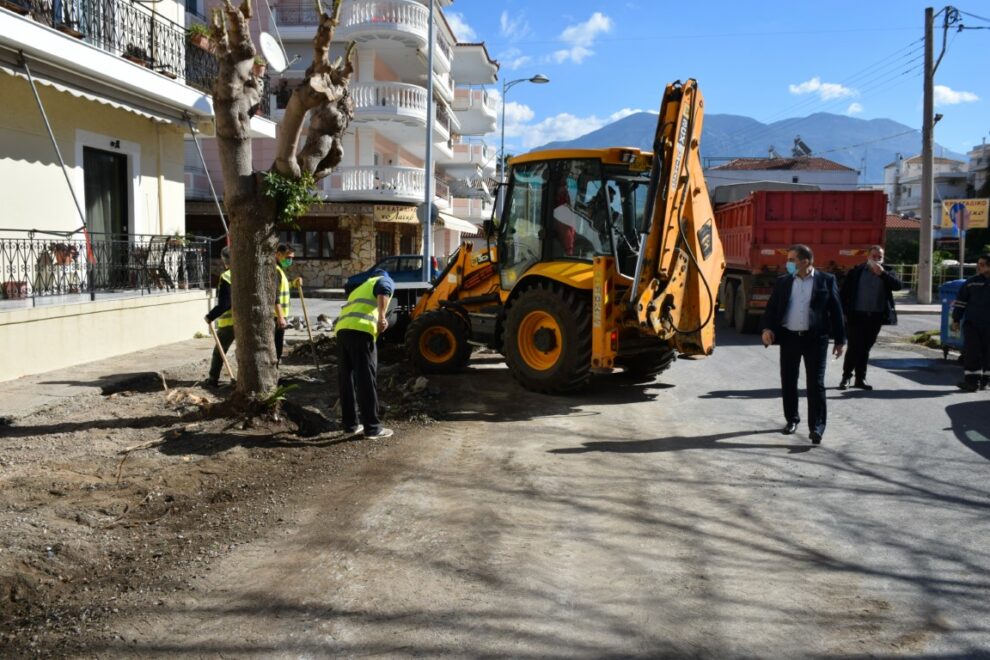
[
  {"x1": 217, "y1": 269, "x2": 234, "y2": 328},
  {"x1": 335, "y1": 276, "x2": 388, "y2": 338},
  {"x1": 275, "y1": 265, "x2": 290, "y2": 318}
]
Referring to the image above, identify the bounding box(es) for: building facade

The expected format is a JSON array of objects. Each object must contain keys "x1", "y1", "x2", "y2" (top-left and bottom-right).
[
  {"x1": 0, "y1": 0, "x2": 264, "y2": 380},
  {"x1": 966, "y1": 140, "x2": 990, "y2": 195},
  {"x1": 185, "y1": 0, "x2": 499, "y2": 287},
  {"x1": 882, "y1": 153, "x2": 968, "y2": 219}
]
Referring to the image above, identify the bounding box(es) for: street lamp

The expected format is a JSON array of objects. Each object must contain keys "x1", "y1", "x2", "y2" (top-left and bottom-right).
[{"x1": 498, "y1": 74, "x2": 550, "y2": 217}]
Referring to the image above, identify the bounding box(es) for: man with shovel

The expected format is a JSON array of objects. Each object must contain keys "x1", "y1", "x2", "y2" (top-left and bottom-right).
[{"x1": 205, "y1": 246, "x2": 235, "y2": 388}]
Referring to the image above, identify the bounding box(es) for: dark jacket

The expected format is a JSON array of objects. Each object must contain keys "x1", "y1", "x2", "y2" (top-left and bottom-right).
[
  {"x1": 951, "y1": 273, "x2": 990, "y2": 326},
  {"x1": 761, "y1": 270, "x2": 846, "y2": 344},
  {"x1": 840, "y1": 262, "x2": 903, "y2": 325},
  {"x1": 205, "y1": 274, "x2": 231, "y2": 323}
]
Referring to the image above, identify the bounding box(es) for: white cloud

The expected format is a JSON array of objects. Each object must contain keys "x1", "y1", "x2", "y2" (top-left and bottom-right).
[
  {"x1": 498, "y1": 47, "x2": 533, "y2": 71},
  {"x1": 788, "y1": 76, "x2": 856, "y2": 101},
  {"x1": 499, "y1": 11, "x2": 531, "y2": 40},
  {"x1": 934, "y1": 85, "x2": 979, "y2": 106},
  {"x1": 503, "y1": 101, "x2": 535, "y2": 125},
  {"x1": 846, "y1": 102, "x2": 864, "y2": 115},
  {"x1": 503, "y1": 107, "x2": 652, "y2": 150},
  {"x1": 444, "y1": 11, "x2": 476, "y2": 43},
  {"x1": 552, "y1": 12, "x2": 612, "y2": 64}
]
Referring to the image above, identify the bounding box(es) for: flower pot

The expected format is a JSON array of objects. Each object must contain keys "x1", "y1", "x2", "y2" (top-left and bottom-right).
[
  {"x1": 190, "y1": 34, "x2": 212, "y2": 51},
  {"x1": 3, "y1": 280, "x2": 28, "y2": 300}
]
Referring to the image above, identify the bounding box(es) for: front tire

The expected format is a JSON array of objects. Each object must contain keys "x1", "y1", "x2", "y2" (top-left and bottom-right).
[
  {"x1": 503, "y1": 282, "x2": 591, "y2": 393},
  {"x1": 405, "y1": 310, "x2": 472, "y2": 373}
]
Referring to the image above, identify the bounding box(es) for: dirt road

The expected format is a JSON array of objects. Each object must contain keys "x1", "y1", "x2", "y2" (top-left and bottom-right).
[{"x1": 97, "y1": 321, "x2": 990, "y2": 658}]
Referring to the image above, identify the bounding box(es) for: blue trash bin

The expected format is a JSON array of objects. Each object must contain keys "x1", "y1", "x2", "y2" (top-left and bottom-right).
[{"x1": 939, "y1": 279, "x2": 967, "y2": 359}]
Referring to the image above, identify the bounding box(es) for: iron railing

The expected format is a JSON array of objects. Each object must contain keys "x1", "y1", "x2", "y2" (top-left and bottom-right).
[
  {"x1": 0, "y1": 231, "x2": 209, "y2": 305},
  {"x1": 23, "y1": 0, "x2": 187, "y2": 78}
]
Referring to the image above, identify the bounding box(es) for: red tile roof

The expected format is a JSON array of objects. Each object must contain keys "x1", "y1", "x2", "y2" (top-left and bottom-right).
[
  {"x1": 711, "y1": 157, "x2": 856, "y2": 172},
  {"x1": 886, "y1": 214, "x2": 921, "y2": 230}
]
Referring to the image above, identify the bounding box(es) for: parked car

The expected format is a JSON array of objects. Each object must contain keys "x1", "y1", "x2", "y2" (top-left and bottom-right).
[{"x1": 345, "y1": 254, "x2": 440, "y2": 292}]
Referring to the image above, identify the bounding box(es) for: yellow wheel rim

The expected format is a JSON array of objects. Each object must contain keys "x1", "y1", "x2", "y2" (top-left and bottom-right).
[
  {"x1": 419, "y1": 325, "x2": 457, "y2": 364},
  {"x1": 518, "y1": 310, "x2": 561, "y2": 371}
]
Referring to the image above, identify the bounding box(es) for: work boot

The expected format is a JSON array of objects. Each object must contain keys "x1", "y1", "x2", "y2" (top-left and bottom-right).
[
  {"x1": 957, "y1": 379, "x2": 979, "y2": 393},
  {"x1": 838, "y1": 377, "x2": 850, "y2": 390}
]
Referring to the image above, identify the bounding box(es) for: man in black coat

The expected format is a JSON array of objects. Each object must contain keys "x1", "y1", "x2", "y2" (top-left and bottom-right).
[
  {"x1": 761, "y1": 244, "x2": 846, "y2": 445},
  {"x1": 839, "y1": 245, "x2": 903, "y2": 390}
]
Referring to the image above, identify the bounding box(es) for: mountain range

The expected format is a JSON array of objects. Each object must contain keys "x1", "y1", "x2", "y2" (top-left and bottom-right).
[{"x1": 537, "y1": 112, "x2": 967, "y2": 184}]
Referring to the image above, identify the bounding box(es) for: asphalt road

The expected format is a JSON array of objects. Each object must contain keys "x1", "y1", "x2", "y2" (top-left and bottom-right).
[{"x1": 110, "y1": 313, "x2": 989, "y2": 657}]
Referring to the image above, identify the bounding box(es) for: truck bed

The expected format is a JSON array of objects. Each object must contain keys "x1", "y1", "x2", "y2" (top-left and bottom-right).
[{"x1": 716, "y1": 190, "x2": 887, "y2": 274}]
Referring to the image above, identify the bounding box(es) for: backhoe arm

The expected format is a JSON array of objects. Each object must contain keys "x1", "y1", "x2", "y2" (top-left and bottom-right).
[{"x1": 629, "y1": 79, "x2": 725, "y2": 356}]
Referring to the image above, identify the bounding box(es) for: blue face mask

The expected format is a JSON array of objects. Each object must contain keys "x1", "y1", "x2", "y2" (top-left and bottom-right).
[{"x1": 785, "y1": 261, "x2": 798, "y2": 275}]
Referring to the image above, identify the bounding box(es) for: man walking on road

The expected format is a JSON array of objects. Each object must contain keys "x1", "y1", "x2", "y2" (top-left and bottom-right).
[
  {"x1": 204, "y1": 247, "x2": 234, "y2": 388},
  {"x1": 761, "y1": 245, "x2": 846, "y2": 444},
  {"x1": 951, "y1": 253, "x2": 990, "y2": 392},
  {"x1": 334, "y1": 268, "x2": 395, "y2": 439},
  {"x1": 839, "y1": 245, "x2": 903, "y2": 390}
]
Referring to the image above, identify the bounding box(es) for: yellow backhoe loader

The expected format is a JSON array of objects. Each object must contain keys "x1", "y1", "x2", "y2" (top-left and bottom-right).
[{"x1": 405, "y1": 79, "x2": 725, "y2": 392}]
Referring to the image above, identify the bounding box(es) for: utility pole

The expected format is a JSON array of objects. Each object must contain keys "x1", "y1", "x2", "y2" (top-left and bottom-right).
[
  {"x1": 421, "y1": 0, "x2": 434, "y2": 282},
  {"x1": 918, "y1": 6, "x2": 934, "y2": 304}
]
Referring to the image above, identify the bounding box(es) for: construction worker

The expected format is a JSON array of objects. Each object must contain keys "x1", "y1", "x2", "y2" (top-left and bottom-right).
[
  {"x1": 274, "y1": 243, "x2": 293, "y2": 366},
  {"x1": 204, "y1": 246, "x2": 234, "y2": 388},
  {"x1": 951, "y1": 253, "x2": 990, "y2": 392},
  {"x1": 334, "y1": 267, "x2": 395, "y2": 438}
]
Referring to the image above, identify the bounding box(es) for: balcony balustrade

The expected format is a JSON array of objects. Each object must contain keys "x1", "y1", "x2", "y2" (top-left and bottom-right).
[
  {"x1": 14, "y1": 0, "x2": 187, "y2": 77},
  {"x1": 453, "y1": 87, "x2": 497, "y2": 113},
  {"x1": 327, "y1": 165, "x2": 425, "y2": 202},
  {"x1": 335, "y1": 0, "x2": 428, "y2": 47},
  {"x1": 350, "y1": 81, "x2": 427, "y2": 124}
]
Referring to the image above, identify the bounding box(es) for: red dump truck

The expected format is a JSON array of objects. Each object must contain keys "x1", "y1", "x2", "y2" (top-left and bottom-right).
[{"x1": 716, "y1": 189, "x2": 887, "y2": 333}]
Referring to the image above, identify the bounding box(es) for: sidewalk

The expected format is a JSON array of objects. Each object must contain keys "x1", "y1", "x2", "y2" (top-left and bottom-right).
[{"x1": 0, "y1": 337, "x2": 214, "y2": 422}]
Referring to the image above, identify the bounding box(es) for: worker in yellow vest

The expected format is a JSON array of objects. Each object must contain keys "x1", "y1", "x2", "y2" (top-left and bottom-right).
[
  {"x1": 274, "y1": 244, "x2": 294, "y2": 366},
  {"x1": 335, "y1": 268, "x2": 395, "y2": 438},
  {"x1": 204, "y1": 246, "x2": 234, "y2": 388}
]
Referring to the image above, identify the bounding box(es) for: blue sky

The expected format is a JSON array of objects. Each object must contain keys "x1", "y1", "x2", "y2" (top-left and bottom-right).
[{"x1": 444, "y1": 0, "x2": 990, "y2": 157}]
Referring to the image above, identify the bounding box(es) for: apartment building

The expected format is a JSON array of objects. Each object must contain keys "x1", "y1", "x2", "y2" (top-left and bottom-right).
[
  {"x1": 882, "y1": 154, "x2": 969, "y2": 222},
  {"x1": 0, "y1": 0, "x2": 274, "y2": 380},
  {"x1": 967, "y1": 140, "x2": 990, "y2": 195},
  {"x1": 186, "y1": 0, "x2": 499, "y2": 287}
]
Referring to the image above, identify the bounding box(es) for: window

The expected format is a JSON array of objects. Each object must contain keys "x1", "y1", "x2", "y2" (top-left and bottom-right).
[
  {"x1": 547, "y1": 159, "x2": 608, "y2": 260},
  {"x1": 499, "y1": 160, "x2": 549, "y2": 290},
  {"x1": 376, "y1": 231, "x2": 395, "y2": 261},
  {"x1": 278, "y1": 229, "x2": 351, "y2": 260}
]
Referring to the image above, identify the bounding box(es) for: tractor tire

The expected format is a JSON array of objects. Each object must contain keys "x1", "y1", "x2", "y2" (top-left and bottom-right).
[
  {"x1": 620, "y1": 347, "x2": 676, "y2": 383},
  {"x1": 503, "y1": 282, "x2": 591, "y2": 393},
  {"x1": 734, "y1": 285, "x2": 759, "y2": 334},
  {"x1": 405, "y1": 310, "x2": 472, "y2": 374},
  {"x1": 723, "y1": 280, "x2": 738, "y2": 329}
]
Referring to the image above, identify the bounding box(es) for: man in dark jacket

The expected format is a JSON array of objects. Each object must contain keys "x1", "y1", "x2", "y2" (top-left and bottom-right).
[
  {"x1": 839, "y1": 245, "x2": 903, "y2": 390},
  {"x1": 761, "y1": 244, "x2": 846, "y2": 445},
  {"x1": 951, "y1": 253, "x2": 990, "y2": 391}
]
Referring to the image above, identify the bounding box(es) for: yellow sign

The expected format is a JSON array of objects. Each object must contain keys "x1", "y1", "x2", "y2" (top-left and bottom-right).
[
  {"x1": 941, "y1": 198, "x2": 989, "y2": 231},
  {"x1": 373, "y1": 205, "x2": 418, "y2": 223}
]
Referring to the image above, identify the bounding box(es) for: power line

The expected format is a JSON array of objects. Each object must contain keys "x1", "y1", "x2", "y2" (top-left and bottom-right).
[{"x1": 957, "y1": 9, "x2": 990, "y2": 23}]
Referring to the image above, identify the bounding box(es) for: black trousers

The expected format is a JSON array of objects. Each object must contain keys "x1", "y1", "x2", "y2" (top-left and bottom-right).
[
  {"x1": 779, "y1": 330, "x2": 830, "y2": 435},
  {"x1": 962, "y1": 321, "x2": 990, "y2": 384},
  {"x1": 209, "y1": 325, "x2": 235, "y2": 383},
  {"x1": 337, "y1": 329, "x2": 381, "y2": 434},
  {"x1": 842, "y1": 312, "x2": 884, "y2": 382},
  {"x1": 274, "y1": 323, "x2": 285, "y2": 366}
]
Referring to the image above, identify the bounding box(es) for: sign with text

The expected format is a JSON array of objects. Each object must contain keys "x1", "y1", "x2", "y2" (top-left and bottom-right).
[
  {"x1": 941, "y1": 198, "x2": 989, "y2": 232},
  {"x1": 373, "y1": 205, "x2": 418, "y2": 223}
]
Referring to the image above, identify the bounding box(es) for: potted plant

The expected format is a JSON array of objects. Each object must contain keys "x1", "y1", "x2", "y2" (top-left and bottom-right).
[
  {"x1": 123, "y1": 44, "x2": 151, "y2": 67},
  {"x1": 187, "y1": 23, "x2": 212, "y2": 51},
  {"x1": 253, "y1": 55, "x2": 267, "y2": 77}
]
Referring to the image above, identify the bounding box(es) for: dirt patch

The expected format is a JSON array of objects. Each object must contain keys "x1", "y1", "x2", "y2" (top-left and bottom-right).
[{"x1": 0, "y1": 336, "x2": 446, "y2": 657}]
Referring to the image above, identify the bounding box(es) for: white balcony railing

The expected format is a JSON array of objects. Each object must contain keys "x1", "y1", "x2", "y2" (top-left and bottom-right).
[
  {"x1": 327, "y1": 166, "x2": 425, "y2": 201},
  {"x1": 453, "y1": 88, "x2": 497, "y2": 113},
  {"x1": 453, "y1": 197, "x2": 493, "y2": 220},
  {"x1": 336, "y1": 0, "x2": 429, "y2": 45},
  {"x1": 351, "y1": 82, "x2": 428, "y2": 123},
  {"x1": 452, "y1": 141, "x2": 494, "y2": 166}
]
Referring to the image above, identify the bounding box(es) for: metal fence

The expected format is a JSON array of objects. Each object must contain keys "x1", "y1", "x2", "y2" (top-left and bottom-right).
[
  {"x1": 887, "y1": 263, "x2": 979, "y2": 294},
  {"x1": 0, "y1": 231, "x2": 209, "y2": 304},
  {"x1": 21, "y1": 0, "x2": 188, "y2": 78}
]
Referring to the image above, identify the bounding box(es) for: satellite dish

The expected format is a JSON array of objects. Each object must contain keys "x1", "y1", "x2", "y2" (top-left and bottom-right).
[{"x1": 259, "y1": 32, "x2": 289, "y2": 73}]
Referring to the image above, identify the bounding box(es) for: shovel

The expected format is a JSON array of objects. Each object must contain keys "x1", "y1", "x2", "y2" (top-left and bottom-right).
[
  {"x1": 296, "y1": 282, "x2": 322, "y2": 375},
  {"x1": 208, "y1": 322, "x2": 236, "y2": 381}
]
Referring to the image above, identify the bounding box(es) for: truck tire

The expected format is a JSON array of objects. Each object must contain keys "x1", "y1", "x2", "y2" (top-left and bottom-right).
[
  {"x1": 733, "y1": 285, "x2": 759, "y2": 334},
  {"x1": 503, "y1": 282, "x2": 591, "y2": 393},
  {"x1": 723, "y1": 280, "x2": 738, "y2": 329},
  {"x1": 405, "y1": 310, "x2": 472, "y2": 373},
  {"x1": 621, "y1": 348, "x2": 676, "y2": 382}
]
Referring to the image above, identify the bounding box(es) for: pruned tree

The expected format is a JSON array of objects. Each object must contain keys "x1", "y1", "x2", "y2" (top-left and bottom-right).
[{"x1": 209, "y1": 0, "x2": 354, "y2": 406}]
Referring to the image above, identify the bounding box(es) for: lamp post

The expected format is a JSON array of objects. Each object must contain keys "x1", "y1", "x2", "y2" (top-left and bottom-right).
[{"x1": 497, "y1": 74, "x2": 549, "y2": 217}]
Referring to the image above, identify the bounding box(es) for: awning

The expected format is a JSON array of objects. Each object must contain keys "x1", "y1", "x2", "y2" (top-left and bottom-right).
[
  {"x1": 438, "y1": 212, "x2": 479, "y2": 235},
  {"x1": 0, "y1": 62, "x2": 180, "y2": 125}
]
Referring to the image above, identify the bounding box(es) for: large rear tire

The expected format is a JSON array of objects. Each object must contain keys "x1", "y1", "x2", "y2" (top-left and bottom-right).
[
  {"x1": 723, "y1": 280, "x2": 738, "y2": 329},
  {"x1": 405, "y1": 310, "x2": 472, "y2": 373},
  {"x1": 734, "y1": 285, "x2": 759, "y2": 334},
  {"x1": 503, "y1": 282, "x2": 591, "y2": 393}
]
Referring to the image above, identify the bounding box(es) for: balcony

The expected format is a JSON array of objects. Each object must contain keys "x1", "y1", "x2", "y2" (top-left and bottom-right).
[
  {"x1": 12, "y1": 0, "x2": 187, "y2": 78},
  {"x1": 351, "y1": 81, "x2": 427, "y2": 126},
  {"x1": 452, "y1": 88, "x2": 497, "y2": 134},
  {"x1": 453, "y1": 197, "x2": 493, "y2": 221},
  {"x1": 334, "y1": 0, "x2": 428, "y2": 49},
  {"x1": 326, "y1": 165, "x2": 425, "y2": 203},
  {"x1": 453, "y1": 140, "x2": 495, "y2": 174}
]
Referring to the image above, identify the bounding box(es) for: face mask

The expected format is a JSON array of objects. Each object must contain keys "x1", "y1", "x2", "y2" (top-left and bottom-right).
[
  {"x1": 785, "y1": 261, "x2": 798, "y2": 275},
  {"x1": 279, "y1": 258, "x2": 293, "y2": 268}
]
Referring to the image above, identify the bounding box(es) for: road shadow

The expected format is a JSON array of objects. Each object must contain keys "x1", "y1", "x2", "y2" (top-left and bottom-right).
[
  {"x1": 40, "y1": 371, "x2": 200, "y2": 395},
  {"x1": 838, "y1": 387, "x2": 956, "y2": 400},
  {"x1": 869, "y1": 357, "x2": 958, "y2": 387},
  {"x1": 549, "y1": 428, "x2": 813, "y2": 454},
  {"x1": 945, "y1": 400, "x2": 990, "y2": 461},
  {"x1": 701, "y1": 387, "x2": 781, "y2": 400}
]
